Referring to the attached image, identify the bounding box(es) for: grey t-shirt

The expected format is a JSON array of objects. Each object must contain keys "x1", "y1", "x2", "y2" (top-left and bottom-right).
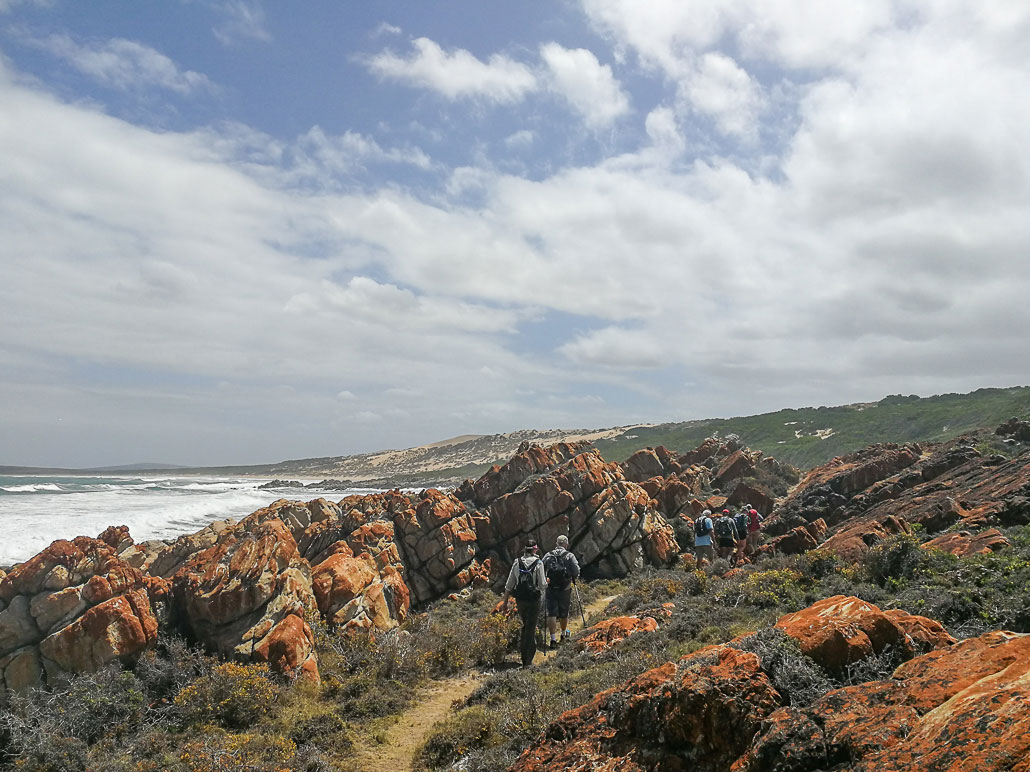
[{"x1": 505, "y1": 555, "x2": 546, "y2": 600}]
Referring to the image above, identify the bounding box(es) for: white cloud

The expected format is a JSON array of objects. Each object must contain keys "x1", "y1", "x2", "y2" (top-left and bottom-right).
[
  {"x1": 0, "y1": 0, "x2": 52, "y2": 12},
  {"x1": 4, "y1": 2, "x2": 1030, "y2": 465},
  {"x1": 373, "y1": 22, "x2": 402, "y2": 38},
  {"x1": 644, "y1": 106, "x2": 684, "y2": 154},
  {"x1": 539, "y1": 42, "x2": 630, "y2": 128},
  {"x1": 212, "y1": 0, "x2": 271, "y2": 46},
  {"x1": 26, "y1": 34, "x2": 214, "y2": 94},
  {"x1": 295, "y1": 126, "x2": 433, "y2": 174},
  {"x1": 504, "y1": 129, "x2": 535, "y2": 148},
  {"x1": 183, "y1": 122, "x2": 433, "y2": 191},
  {"x1": 336, "y1": 390, "x2": 357, "y2": 400},
  {"x1": 365, "y1": 37, "x2": 537, "y2": 103},
  {"x1": 581, "y1": 0, "x2": 896, "y2": 73},
  {"x1": 384, "y1": 387, "x2": 421, "y2": 398},
  {"x1": 559, "y1": 327, "x2": 665, "y2": 368},
  {"x1": 684, "y1": 52, "x2": 762, "y2": 138}
]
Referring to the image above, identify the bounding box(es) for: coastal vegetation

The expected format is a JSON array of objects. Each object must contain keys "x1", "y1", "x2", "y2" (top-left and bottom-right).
[{"x1": 4, "y1": 524, "x2": 1029, "y2": 771}]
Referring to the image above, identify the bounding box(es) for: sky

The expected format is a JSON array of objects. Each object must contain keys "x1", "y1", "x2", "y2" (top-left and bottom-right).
[{"x1": 1, "y1": 1, "x2": 1028, "y2": 468}]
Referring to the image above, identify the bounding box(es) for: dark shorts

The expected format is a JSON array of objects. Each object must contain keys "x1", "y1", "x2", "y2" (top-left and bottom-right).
[
  {"x1": 717, "y1": 537, "x2": 736, "y2": 549},
  {"x1": 545, "y1": 586, "x2": 572, "y2": 618}
]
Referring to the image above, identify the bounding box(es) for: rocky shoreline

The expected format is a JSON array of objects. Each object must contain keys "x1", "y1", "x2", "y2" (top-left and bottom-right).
[{"x1": 3, "y1": 421, "x2": 1028, "y2": 710}]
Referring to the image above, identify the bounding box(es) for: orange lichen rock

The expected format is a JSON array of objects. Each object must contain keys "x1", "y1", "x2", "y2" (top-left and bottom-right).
[
  {"x1": 172, "y1": 517, "x2": 318, "y2": 681},
  {"x1": 739, "y1": 630, "x2": 1030, "y2": 772},
  {"x1": 511, "y1": 645, "x2": 781, "y2": 772},
  {"x1": 577, "y1": 615, "x2": 660, "y2": 653},
  {"x1": 774, "y1": 595, "x2": 955, "y2": 673},
  {"x1": 0, "y1": 535, "x2": 158, "y2": 698}
]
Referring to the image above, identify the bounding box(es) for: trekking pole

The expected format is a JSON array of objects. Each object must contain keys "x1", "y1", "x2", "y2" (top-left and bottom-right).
[{"x1": 573, "y1": 582, "x2": 587, "y2": 628}]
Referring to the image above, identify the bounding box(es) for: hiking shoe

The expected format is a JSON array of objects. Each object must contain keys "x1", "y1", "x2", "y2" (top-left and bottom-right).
[
  {"x1": 561, "y1": 631, "x2": 571, "y2": 642},
  {"x1": 548, "y1": 639, "x2": 558, "y2": 650}
]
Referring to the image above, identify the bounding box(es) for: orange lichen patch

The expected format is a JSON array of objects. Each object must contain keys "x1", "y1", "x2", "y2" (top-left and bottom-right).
[
  {"x1": 577, "y1": 615, "x2": 660, "y2": 653},
  {"x1": 739, "y1": 628, "x2": 1030, "y2": 771},
  {"x1": 922, "y1": 528, "x2": 1009, "y2": 557},
  {"x1": 512, "y1": 646, "x2": 781, "y2": 772},
  {"x1": 775, "y1": 595, "x2": 954, "y2": 672},
  {"x1": 39, "y1": 588, "x2": 158, "y2": 673},
  {"x1": 252, "y1": 613, "x2": 318, "y2": 683}
]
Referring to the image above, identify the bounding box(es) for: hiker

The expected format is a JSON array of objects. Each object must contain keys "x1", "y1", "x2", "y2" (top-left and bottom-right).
[
  {"x1": 693, "y1": 509, "x2": 715, "y2": 565},
  {"x1": 746, "y1": 508, "x2": 764, "y2": 555},
  {"x1": 501, "y1": 539, "x2": 546, "y2": 668},
  {"x1": 732, "y1": 507, "x2": 751, "y2": 564},
  {"x1": 542, "y1": 535, "x2": 580, "y2": 648},
  {"x1": 714, "y1": 509, "x2": 737, "y2": 560}
]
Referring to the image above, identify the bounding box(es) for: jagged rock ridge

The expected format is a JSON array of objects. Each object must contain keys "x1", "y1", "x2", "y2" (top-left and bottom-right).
[{"x1": 1, "y1": 438, "x2": 685, "y2": 699}]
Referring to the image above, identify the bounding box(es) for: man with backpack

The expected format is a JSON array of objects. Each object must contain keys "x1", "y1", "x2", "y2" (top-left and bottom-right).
[
  {"x1": 732, "y1": 508, "x2": 751, "y2": 564},
  {"x1": 693, "y1": 509, "x2": 715, "y2": 566},
  {"x1": 542, "y1": 535, "x2": 580, "y2": 648},
  {"x1": 714, "y1": 509, "x2": 737, "y2": 560},
  {"x1": 746, "y1": 508, "x2": 764, "y2": 555},
  {"x1": 501, "y1": 539, "x2": 546, "y2": 668}
]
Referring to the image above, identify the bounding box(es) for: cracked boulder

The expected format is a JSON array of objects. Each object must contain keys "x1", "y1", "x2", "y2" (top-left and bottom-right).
[
  {"x1": 0, "y1": 536, "x2": 159, "y2": 699},
  {"x1": 172, "y1": 517, "x2": 318, "y2": 681}
]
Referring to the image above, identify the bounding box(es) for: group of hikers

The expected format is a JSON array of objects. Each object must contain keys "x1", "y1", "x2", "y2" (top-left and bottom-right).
[
  {"x1": 692, "y1": 506, "x2": 764, "y2": 566},
  {"x1": 498, "y1": 507, "x2": 764, "y2": 668},
  {"x1": 500, "y1": 534, "x2": 580, "y2": 668}
]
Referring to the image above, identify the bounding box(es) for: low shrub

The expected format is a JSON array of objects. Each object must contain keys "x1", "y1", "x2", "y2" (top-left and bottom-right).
[
  {"x1": 2, "y1": 666, "x2": 147, "y2": 768},
  {"x1": 178, "y1": 730, "x2": 296, "y2": 772},
  {"x1": 413, "y1": 705, "x2": 495, "y2": 771},
  {"x1": 173, "y1": 661, "x2": 280, "y2": 730},
  {"x1": 796, "y1": 548, "x2": 846, "y2": 580},
  {"x1": 134, "y1": 635, "x2": 218, "y2": 705},
  {"x1": 730, "y1": 628, "x2": 833, "y2": 707},
  {"x1": 413, "y1": 602, "x2": 521, "y2": 675},
  {"x1": 726, "y1": 568, "x2": 805, "y2": 609},
  {"x1": 863, "y1": 533, "x2": 927, "y2": 587}
]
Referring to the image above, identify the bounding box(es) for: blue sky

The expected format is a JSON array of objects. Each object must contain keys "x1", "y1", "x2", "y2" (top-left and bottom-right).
[{"x1": 1, "y1": 0, "x2": 1029, "y2": 467}]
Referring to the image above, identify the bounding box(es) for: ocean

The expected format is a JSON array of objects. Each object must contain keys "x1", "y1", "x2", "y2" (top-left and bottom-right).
[{"x1": 0, "y1": 475, "x2": 376, "y2": 567}]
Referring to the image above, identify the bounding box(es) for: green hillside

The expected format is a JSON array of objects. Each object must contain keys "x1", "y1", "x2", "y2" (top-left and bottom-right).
[{"x1": 595, "y1": 386, "x2": 1030, "y2": 469}]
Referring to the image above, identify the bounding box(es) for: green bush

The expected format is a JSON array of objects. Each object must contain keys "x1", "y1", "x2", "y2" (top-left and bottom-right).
[
  {"x1": 797, "y1": 548, "x2": 846, "y2": 580},
  {"x1": 2, "y1": 666, "x2": 147, "y2": 768},
  {"x1": 177, "y1": 729, "x2": 296, "y2": 772},
  {"x1": 411, "y1": 596, "x2": 522, "y2": 675},
  {"x1": 731, "y1": 569, "x2": 806, "y2": 609},
  {"x1": 729, "y1": 628, "x2": 832, "y2": 706},
  {"x1": 134, "y1": 634, "x2": 217, "y2": 704},
  {"x1": 414, "y1": 705, "x2": 495, "y2": 771},
  {"x1": 172, "y1": 661, "x2": 280, "y2": 730},
  {"x1": 863, "y1": 533, "x2": 928, "y2": 587}
]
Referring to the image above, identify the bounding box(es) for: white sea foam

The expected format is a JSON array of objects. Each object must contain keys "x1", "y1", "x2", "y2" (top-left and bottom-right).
[
  {"x1": 0, "y1": 476, "x2": 382, "y2": 567},
  {"x1": 1, "y1": 483, "x2": 64, "y2": 493}
]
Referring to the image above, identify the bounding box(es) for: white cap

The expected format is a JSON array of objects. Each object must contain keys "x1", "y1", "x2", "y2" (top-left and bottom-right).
[
  {"x1": 702, "y1": 509, "x2": 711, "y2": 516},
  {"x1": 556, "y1": 534, "x2": 569, "y2": 546}
]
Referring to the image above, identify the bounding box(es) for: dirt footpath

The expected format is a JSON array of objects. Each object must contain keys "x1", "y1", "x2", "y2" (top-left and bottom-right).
[
  {"x1": 349, "y1": 673, "x2": 486, "y2": 772},
  {"x1": 349, "y1": 593, "x2": 618, "y2": 771}
]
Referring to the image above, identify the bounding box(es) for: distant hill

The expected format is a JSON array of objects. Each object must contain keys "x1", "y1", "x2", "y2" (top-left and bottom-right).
[
  {"x1": 593, "y1": 385, "x2": 1030, "y2": 469},
  {"x1": 85, "y1": 463, "x2": 190, "y2": 472},
  {"x1": 173, "y1": 427, "x2": 638, "y2": 485},
  {"x1": 6, "y1": 386, "x2": 1027, "y2": 484},
  {"x1": 180, "y1": 385, "x2": 1030, "y2": 485}
]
